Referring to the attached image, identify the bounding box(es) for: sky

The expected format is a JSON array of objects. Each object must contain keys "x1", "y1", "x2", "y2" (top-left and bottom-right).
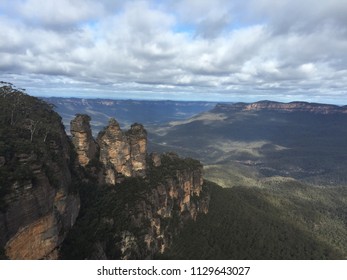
[{"x1": 1, "y1": 0, "x2": 347, "y2": 104}]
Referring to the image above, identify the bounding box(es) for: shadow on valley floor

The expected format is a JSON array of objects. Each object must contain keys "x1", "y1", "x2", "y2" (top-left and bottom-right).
[{"x1": 149, "y1": 109, "x2": 347, "y2": 187}]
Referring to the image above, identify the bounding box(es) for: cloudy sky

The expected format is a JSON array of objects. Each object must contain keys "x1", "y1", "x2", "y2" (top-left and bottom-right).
[{"x1": 1, "y1": 0, "x2": 347, "y2": 103}]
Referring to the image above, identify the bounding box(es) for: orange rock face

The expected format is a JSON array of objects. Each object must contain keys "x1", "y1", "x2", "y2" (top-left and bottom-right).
[
  {"x1": 5, "y1": 214, "x2": 58, "y2": 260},
  {"x1": 1, "y1": 118, "x2": 80, "y2": 260},
  {"x1": 97, "y1": 119, "x2": 147, "y2": 184},
  {"x1": 70, "y1": 114, "x2": 97, "y2": 167}
]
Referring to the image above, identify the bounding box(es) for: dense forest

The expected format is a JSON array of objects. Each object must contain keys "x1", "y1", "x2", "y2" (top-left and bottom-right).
[
  {"x1": 162, "y1": 181, "x2": 347, "y2": 259},
  {"x1": 0, "y1": 82, "x2": 74, "y2": 211}
]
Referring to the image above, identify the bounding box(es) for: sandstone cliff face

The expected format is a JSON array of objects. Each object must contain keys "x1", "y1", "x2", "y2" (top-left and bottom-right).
[
  {"x1": 1, "y1": 85, "x2": 209, "y2": 260},
  {"x1": 60, "y1": 150, "x2": 210, "y2": 260},
  {"x1": 70, "y1": 116, "x2": 148, "y2": 185},
  {"x1": 66, "y1": 115, "x2": 209, "y2": 259},
  {"x1": 0, "y1": 123, "x2": 80, "y2": 260},
  {"x1": 117, "y1": 153, "x2": 210, "y2": 258},
  {"x1": 96, "y1": 119, "x2": 147, "y2": 184},
  {"x1": 214, "y1": 101, "x2": 347, "y2": 114},
  {"x1": 70, "y1": 114, "x2": 97, "y2": 167},
  {"x1": 97, "y1": 118, "x2": 132, "y2": 184},
  {"x1": 145, "y1": 158, "x2": 208, "y2": 255},
  {"x1": 126, "y1": 123, "x2": 147, "y2": 177},
  {"x1": 0, "y1": 85, "x2": 81, "y2": 259}
]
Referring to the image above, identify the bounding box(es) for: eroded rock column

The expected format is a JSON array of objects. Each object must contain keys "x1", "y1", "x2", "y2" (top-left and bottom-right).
[
  {"x1": 127, "y1": 123, "x2": 147, "y2": 177},
  {"x1": 97, "y1": 118, "x2": 132, "y2": 184},
  {"x1": 70, "y1": 114, "x2": 97, "y2": 167}
]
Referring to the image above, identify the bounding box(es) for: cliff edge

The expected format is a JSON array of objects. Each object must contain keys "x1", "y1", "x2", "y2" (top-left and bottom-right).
[
  {"x1": 64, "y1": 116, "x2": 210, "y2": 259},
  {"x1": 213, "y1": 100, "x2": 347, "y2": 114},
  {"x1": 0, "y1": 83, "x2": 80, "y2": 259},
  {"x1": 0, "y1": 83, "x2": 210, "y2": 260}
]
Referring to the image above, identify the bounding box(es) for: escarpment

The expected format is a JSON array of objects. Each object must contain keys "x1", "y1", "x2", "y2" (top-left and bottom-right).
[
  {"x1": 125, "y1": 153, "x2": 210, "y2": 258},
  {"x1": 0, "y1": 84, "x2": 80, "y2": 260},
  {"x1": 61, "y1": 152, "x2": 210, "y2": 259},
  {"x1": 64, "y1": 116, "x2": 210, "y2": 259},
  {"x1": 0, "y1": 83, "x2": 209, "y2": 260},
  {"x1": 213, "y1": 100, "x2": 347, "y2": 114}
]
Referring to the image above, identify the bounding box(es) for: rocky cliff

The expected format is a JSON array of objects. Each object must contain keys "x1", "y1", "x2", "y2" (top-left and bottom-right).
[
  {"x1": 70, "y1": 116, "x2": 147, "y2": 185},
  {"x1": 214, "y1": 100, "x2": 347, "y2": 114},
  {"x1": 70, "y1": 114, "x2": 97, "y2": 167},
  {"x1": 127, "y1": 153, "x2": 209, "y2": 258},
  {"x1": 0, "y1": 84, "x2": 80, "y2": 259},
  {"x1": 0, "y1": 83, "x2": 209, "y2": 260},
  {"x1": 126, "y1": 123, "x2": 147, "y2": 178},
  {"x1": 97, "y1": 118, "x2": 132, "y2": 183},
  {"x1": 65, "y1": 114, "x2": 210, "y2": 259},
  {"x1": 60, "y1": 152, "x2": 210, "y2": 260}
]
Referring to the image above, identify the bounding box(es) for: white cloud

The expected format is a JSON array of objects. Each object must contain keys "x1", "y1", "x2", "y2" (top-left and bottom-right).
[
  {"x1": 246, "y1": 0, "x2": 347, "y2": 34},
  {"x1": 169, "y1": 0, "x2": 235, "y2": 38},
  {"x1": 13, "y1": 0, "x2": 104, "y2": 27},
  {"x1": 0, "y1": 0, "x2": 347, "y2": 103}
]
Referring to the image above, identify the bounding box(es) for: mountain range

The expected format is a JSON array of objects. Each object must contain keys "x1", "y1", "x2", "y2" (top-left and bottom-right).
[
  {"x1": 149, "y1": 100, "x2": 347, "y2": 188},
  {"x1": 43, "y1": 97, "x2": 217, "y2": 135},
  {"x1": 1, "y1": 85, "x2": 347, "y2": 259}
]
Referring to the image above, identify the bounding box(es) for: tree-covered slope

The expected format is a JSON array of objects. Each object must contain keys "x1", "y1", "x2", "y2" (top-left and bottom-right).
[
  {"x1": 150, "y1": 101, "x2": 347, "y2": 187},
  {"x1": 163, "y1": 181, "x2": 347, "y2": 259},
  {"x1": 0, "y1": 82, "x2": 80, "y2": 259},
  {"x1": 60, "y1": 154, "x2": 209, "y2": 260}
]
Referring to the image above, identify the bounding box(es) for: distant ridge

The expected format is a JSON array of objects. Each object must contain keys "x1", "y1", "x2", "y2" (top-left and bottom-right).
[
  {"x1": 44, "y1": 97, "x2": 216, "y2": 129},
  {"x1": 213, "y1": 100, "x2": 347, "y2": 114}
]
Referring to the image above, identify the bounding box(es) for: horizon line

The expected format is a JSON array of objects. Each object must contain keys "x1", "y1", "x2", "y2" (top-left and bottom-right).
[{"x1": 39, "y1": 96, "x2": 345, "y2": 107}]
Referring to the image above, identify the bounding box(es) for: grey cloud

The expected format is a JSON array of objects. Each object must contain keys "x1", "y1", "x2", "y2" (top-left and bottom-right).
[
  {"x1": 1, "y1": 0, "x2": 126, "y2": 30},
  {"x1": 246, "y1": 0, "x2": 347, "y2": 34},
  {"x1": 0, "y1": 0, "x2": 347, "y2": 103},
  {"x1": 195, "y1": 14, "x2": 232, "y2": 38},
  {"x1": 168, "y1": 0, "x2": 235, "y2": 38}
]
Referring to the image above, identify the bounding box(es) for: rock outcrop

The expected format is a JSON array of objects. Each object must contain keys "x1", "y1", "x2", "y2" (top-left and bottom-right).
[
  {"x1": 126, "y1": 123, "x2": 147, "y2": 177},
  {"x1": 1, "y1": 84, "x2": 209, "y2": 260},
  {"x1": 0, "y1": 87, "x2": 80, "y2": 259},
  {"x1": 70, "y1": 114, "x2": 97, "y2": 167},
  {"x1": 140, "y1": 153, "x2": 209, "y2": 255},
  {"x1": 97, "y1": 118, "x2": 132, "y2": 184},
  {"x1": 67, "y1": 114, "x2": 209, "y2": 259},
  {"x1": 150, "y1": 152, "x2": 161, "y2": 167},
  {"x1": 98, "y1": 153, "x2": 209, "y2": 259},
  {"x1": 70, "y1": 116, "x2": 148, "y2": 185},
  {"x1": 96, "y1": 118, "x2": 147, "y2": 184},
  {"x1": 0, "y1": 132, "x2": 80, "y2": 260}
]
